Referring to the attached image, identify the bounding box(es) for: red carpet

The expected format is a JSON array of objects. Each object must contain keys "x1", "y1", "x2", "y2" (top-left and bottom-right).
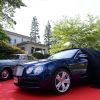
[{"x1": 0, "y1": 80, "x2": 100, "y2": 100}]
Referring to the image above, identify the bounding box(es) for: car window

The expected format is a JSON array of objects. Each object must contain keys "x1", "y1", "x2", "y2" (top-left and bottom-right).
[
  {"x1": 74, "y1": 50, "x2": 87, "y2": 59},
  {"x1": 19, "y1": 55, "x2": 27, "y2": 60},
  {"x1": 48, "y1": 49, "x2": 79, "y2": 59},
  {"x1": 9, "y1": 55, "x2": 19, "y2": 59}
]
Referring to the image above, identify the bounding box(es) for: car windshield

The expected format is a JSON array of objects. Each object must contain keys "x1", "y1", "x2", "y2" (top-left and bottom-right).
[
  {"x1": 9, "y1": 55, "x2": 20, "y2": 59},
  {"x1": 48, "y1": 49, "x2": 79, "y2": 59}
]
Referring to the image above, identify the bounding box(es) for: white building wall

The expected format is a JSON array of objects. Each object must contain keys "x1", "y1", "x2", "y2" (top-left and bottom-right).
[
  {"x1": 7, "y1": 34, "x2": 30, "y2": 44},
  {"x1": 6, "y1": 31, "x2": 48, "y2": 54},
  {"x1": 18, "y1": 43, "x2": 48, "y2": 55},
  {"x1": 22, "y1": 38, "x2": 30, "y2": 42}
]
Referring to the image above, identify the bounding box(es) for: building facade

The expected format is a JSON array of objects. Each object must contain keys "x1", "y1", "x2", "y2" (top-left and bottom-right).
[
  {"x1": 6, "y1": 30, "x2": 48, "y2": 55},
  {"x1": 17, "y1": 41, "x2": 48, "y2": 54},
  {"x1": 6, "y1": 30, "x2": 30, "y2": 44}
]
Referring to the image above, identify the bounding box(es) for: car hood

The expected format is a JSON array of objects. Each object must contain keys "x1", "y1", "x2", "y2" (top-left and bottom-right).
[
  {"x1": 0, "y1": 59, "x2": 27, "y2": 66},
  {"x1": 23, "y1": 59, "x2": 52, "y2": 65},
  {"x1": 23, "y1": 58, "x2": 71, "y2": 67}
]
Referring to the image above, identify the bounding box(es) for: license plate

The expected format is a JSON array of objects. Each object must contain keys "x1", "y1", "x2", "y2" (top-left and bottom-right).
[
  {"x1": 14, "y1": 77, "x2": 18, "y2": 83},
  {"x1": 16, "y1": 66, "x2": 24, "y2": 76}
]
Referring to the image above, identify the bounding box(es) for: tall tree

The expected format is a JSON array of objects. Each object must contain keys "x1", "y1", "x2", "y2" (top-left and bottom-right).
[
  {"x1": 30, "y1": 16, "x2": 40, "y2": 43},
  {"x1": 50, "y1": 15, "x2": 100, "y2": 54},
  {"x1": 0, "y1": 0, "x2": 25, "y2": 42},
  {"x1": 44, "y1": 21, "x2": 51, "y2": 51},
  {"x1": 0, "y1": 0, "x2": 25, "y2": 28}
]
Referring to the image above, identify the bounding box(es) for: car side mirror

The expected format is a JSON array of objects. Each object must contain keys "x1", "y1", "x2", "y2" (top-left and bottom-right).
[{"x1": 79, "y1": 54, "x2": 87, "y2": 58}]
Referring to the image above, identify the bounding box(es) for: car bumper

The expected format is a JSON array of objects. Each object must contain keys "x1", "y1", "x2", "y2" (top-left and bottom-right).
[{"x1": 14, "y1": 75, "x2": 51, "y2": 89}]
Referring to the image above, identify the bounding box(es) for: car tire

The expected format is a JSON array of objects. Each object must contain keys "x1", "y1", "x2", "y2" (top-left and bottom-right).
[
  {"x1": 0, "y1": 69, "x2": 11, "y2": 80},
  {"x1": 51, "y1": 68, "x2": 71, "y2": 94}
]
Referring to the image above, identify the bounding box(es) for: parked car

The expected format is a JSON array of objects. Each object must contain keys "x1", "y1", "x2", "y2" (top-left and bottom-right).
[
  {"x1": 0, "y1": 54, "x2": 34, "y2": 80},
  {"x1": 14, "y1": 49, "x2": 89, "y2": 94}
]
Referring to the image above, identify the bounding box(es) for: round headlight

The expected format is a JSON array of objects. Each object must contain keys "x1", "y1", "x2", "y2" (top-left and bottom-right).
[
  {"x1": 26, "y1": 67, "x2": 34, "y2": 74},
  {"x1": 33, "y1": 66, "x2": 43, "y2": 75}
]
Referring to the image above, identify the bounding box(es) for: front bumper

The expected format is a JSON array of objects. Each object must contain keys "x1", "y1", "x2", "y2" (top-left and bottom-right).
[
  {"x1": 14, "y1": 65, "x2": 52, "y2": 89},
  {"x1": 14, "y1": 74, "x2": 51, "y2": 89},
  {"x1": 14, "y1": 76, "x2": 40, "y2": 88}
]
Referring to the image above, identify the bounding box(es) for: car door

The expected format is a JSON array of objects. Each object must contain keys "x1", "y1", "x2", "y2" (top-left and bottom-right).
[{"x1": 69, "y1": 50, "x2": 88, "y2": 81}]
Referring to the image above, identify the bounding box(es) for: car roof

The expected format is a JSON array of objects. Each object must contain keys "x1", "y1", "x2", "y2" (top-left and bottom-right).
[
  {"x1": 57, "y1": 48, "x2": 80, "y2": 53},
  {"x1": 11, "y1": 54, "x2": 27, "y2": 56}
]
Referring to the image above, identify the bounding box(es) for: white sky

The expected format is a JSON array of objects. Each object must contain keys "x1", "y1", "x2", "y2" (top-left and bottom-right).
[{"x1": 8, "y1": 0, "x2": 100, "y2": 43}]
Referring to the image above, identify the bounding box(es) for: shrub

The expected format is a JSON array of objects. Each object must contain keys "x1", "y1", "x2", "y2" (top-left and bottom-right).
[
  {"x1": 0, "y1": 40, "x2": 25, "y2": 59},
  {"x1": 44, "y1": 54, "x2": 50, "y2": 58},
  {"x1": 32, "y1": 52, "x2": 44, "y2": 59},
  {"x1": 27, "y1": 55, "x2": 35, "y2": 60},
  {"x1": 32, "y1": 52, "x2": 50, "y2": 59},
  {"x1": 0, "y1": 29, "x2": 10, "y2": 43}
]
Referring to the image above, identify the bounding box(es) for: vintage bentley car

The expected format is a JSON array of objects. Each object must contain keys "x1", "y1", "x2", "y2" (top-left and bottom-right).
[
  {"x1": 0, "y1": 54, "x2": 34, "y2": 80},
  {"x1": 14, "y1": 49, "x2": 91, "y2": 94}
]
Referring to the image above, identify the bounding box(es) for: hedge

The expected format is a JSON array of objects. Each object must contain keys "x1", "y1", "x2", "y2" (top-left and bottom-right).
[
  {"x1": 0, "y1": 40, "x2": 25, "y2": 59},
  {"x1": 32, "y1": 52, "x2": 50, "y2": 59},
  {"x1": 0, "y1": 29, "x2": 10, "y2": 42}
]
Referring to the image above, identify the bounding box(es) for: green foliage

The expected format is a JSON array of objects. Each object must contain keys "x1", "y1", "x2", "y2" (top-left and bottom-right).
[
  {"x1": 0, "y1": 0, "x2": 25, "y2": 28},
  {"x1": 0, "y1": 40, "x2": 25, "y2": 59},
  {"x1": 0, "y1": 0, "x2": 25, "y2": 44},
  {"x1": 30, "y1": 16, "x2": 40, "y2": 43},
  {"x1": 32, "y1": 52, "x2": 50, "y2": 59},
  {"x1": 50, "y1": 15, "x2": 100, "y2": 54},
  {"x1": 27, "y1": 55, "x2": 35, "y2": 60},
  {"x1": 43, "y1": 54, "x2": 50, "y2": 58},
  {"x1": 32, "y1": 52, "x2": 44, "y2": 59},
  {"x1": 44, "y1": 21, "x2": 51, "y2": 46},
  {"x1": 0, "y1": 28, "x2": 10, "y2": 42}
]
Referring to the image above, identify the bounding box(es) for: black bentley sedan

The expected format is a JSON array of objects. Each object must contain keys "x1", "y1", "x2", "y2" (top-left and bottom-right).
[{"x1": 14, "y1": 49, "x2": 90, "y2": 94}]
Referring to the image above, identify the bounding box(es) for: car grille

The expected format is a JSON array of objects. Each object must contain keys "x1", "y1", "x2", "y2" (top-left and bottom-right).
[
  {"x1": 18, "y1": 77, "x2": 40, "y2": 88},
  {"x1": 15, "y1": 66, "x2": 24, "y2": 76}
]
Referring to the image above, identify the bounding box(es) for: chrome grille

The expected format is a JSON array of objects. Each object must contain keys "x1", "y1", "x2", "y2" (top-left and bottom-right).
[{"x1": 16, "y1": 66, "x2": 24, "y2": 76}]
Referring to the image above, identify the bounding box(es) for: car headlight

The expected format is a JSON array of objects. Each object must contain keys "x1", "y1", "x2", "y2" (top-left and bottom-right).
[
  {"x1": 33, "y1": 66, "x2": 44, "y2": 75},
  {"x1": 26, "y1": 66, "x2": 44, "y2": 75},
  {"x1": 26, "y1": 67, "x2": 34, "y2": 74}
]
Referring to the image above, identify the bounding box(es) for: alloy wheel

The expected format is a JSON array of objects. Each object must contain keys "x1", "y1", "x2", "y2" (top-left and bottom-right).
[
  {"x1": 55, "y1": 71, "x2": 71, "y2": 93},
  {"x1": 1, "y1": 69, "x2": 9, "y2": 80}
]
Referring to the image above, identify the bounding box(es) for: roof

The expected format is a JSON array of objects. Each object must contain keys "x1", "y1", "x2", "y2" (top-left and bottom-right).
[
  {"x1": 5, "y1": 30, "x2": 30, "y2": 39},
  {"x1": 17, "y1": 41, "x2": 47, "y2": 47},
  {"x1": 11, "y1": 54, "x2": 27, "y2": 55}
]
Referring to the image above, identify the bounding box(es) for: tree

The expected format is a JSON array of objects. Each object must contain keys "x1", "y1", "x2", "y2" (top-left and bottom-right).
[
  {"x1": 30, "y1": 16, "x2": 40, "y2": 43},
  {"x1": 44, "y1": 21, "x2": 51, "y2": 51},
  {"x1": 0, "y1": 27, "x2": 10, "y2": 42},
  {"x1": 0, "y1": 0, "x2": 25, "y2": 28},
  {"x1": 0, "y1": 0, "x2": 25, "y2": 43},
  {"x1": 50, "y1": 15, "x2": 100, "y2": 54}
]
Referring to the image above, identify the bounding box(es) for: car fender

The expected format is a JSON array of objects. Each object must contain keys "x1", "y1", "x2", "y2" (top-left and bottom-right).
[
  {"x1": 0, "y1": 66, "x2": 12, "y2": 73},
  {"x1": 47, "y1": 64, "x2": 72, "y2": 77}
]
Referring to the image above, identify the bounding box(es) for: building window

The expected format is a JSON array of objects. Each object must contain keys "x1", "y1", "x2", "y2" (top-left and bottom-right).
[
  {"x1": 31, "y1": 47, "x2": 34, "y2": 54},
  {"x1": 22, "y1": 38, "x2": 23, "y2": 42},
  {"x1": 10, "y1": 39, "x2": 16, "y2": 44}
]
